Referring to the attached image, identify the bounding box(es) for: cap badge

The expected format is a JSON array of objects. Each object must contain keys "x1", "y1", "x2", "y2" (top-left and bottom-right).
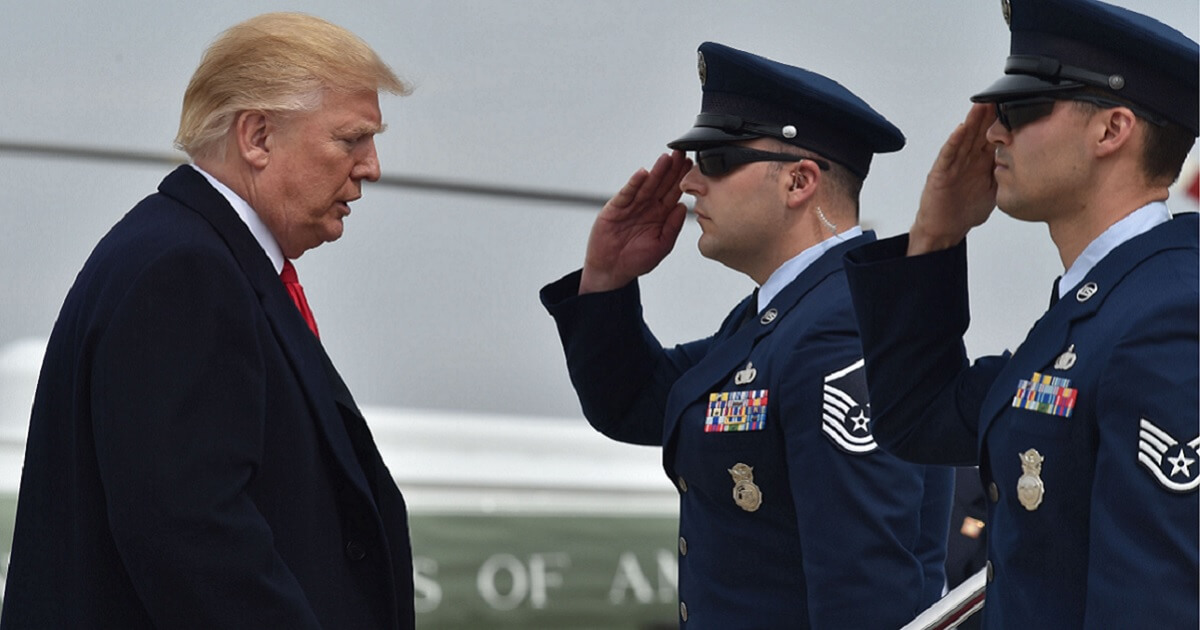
[
  {"x1": 1017, "y1": 448, "x2": 1045, "y2": 511},
  {"x1": 728, "y1": 463, "x2": 762, "y2": 512},
  {"x1": 697, "y1": 51, "x2": 707, "y2": 86},
  {"x1": 782, "y1": 125, "x2": 797, "y2": 139},
  {"x1": 1000, "y1": 0, "x2": 1011, "y2": 26}
]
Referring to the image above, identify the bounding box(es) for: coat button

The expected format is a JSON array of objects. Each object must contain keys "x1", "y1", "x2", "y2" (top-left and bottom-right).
[
  {"x1": 988, "y1": 482, "x2": 999, "y2": 503},
  {"x1": 680, "y1": 601, "x2": 688, "y2": 622},
  {"x1": 679, "y1": 536, "x2": 688, "y2": 556},
  {"x1": 345, "y1": 540, "x2": 366, "y2": 561},
  {"x1": 678, "y1": 476, "x2": 688, "y2": 493},
  {"x1": 986, "y1": 560, "x2": 994, "y2": 583}
]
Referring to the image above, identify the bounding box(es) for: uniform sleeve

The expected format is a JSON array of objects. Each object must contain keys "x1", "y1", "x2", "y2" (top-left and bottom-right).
[
  {"x1": 540, "y1": 270, "x2": 710, "y2": 445},
  {"x1": 843, "y1": 235, "x2": 1005, "y2": 466},
  {"x1": 1084, "y1": 287, "x2": 1199, "y2": 627},
  {"x1": 776, "y1": 312, "x2": 944, "y2": 628},
  {"x1": 916, "y1": 465, "x2": 955, "y2": 603},
  {"x1": 90, "y1": 247, "x2": 322, "y2": 629}
]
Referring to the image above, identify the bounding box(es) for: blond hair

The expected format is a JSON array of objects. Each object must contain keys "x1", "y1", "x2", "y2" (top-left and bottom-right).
[{"x1": 175, "y1": 12, "x2": 409, "y2": 160}]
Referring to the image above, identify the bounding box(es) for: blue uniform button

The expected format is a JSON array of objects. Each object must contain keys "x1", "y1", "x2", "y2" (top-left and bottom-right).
[
  {"x1": 678, "y1": 476, "x2": 688, "y2": 493},
  {"x1": 986, "y1": 560, "x2": 994, "y2": 583},
  {"x1": 680, "y1": 601, "x2": 688, "y2": 622},
  {"x1": 988, "y1": 482, "x2": 999, "y2": 503},
  {"x1": 679, "y1": 536, "x2": 688, "y2": 556}
]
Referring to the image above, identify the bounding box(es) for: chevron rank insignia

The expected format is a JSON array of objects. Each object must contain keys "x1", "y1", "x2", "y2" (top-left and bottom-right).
[
  {"x1": 1137, "y1": 418, "x2": 1200, "y2": 493},
  {"x1": 822, "y1": 359, "x2": 877, "y2": 454}
]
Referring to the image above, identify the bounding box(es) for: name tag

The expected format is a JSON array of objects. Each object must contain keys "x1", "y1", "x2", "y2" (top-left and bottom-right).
[{"x1": 705, "y1": 389, "x2": 769, "y2": 432}]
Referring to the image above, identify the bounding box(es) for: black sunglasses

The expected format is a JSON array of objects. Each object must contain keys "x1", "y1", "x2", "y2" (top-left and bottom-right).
[
  {"x1": 695, "y1": 145, "x2": 831, "y2": 177},
  {"x1": 995, "y1": 95, "x2": 1164, "y2": 132}
]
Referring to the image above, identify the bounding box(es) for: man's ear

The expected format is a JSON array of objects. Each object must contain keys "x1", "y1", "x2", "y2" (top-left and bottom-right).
[
  {"x1": 234, "y1": 110, "x2": 273, "y2": 169},
  {"x1": 784, "y1": 160, "x2": 820, "y2": 208},
  {"x1": 1093, "y1": 107, "x2": 1137, "y2": 159}
]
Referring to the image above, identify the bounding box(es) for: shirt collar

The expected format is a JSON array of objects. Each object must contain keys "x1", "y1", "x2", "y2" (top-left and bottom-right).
[
  {"x1": 189, "y1": 163, "x2": 285, "y2": 274},
  {"x1": 757, "y1": 226, "x2": 863, "y2": 313},
  {"x1": 1058, "y1": 201, "x2": 1170, "y2": 299}
]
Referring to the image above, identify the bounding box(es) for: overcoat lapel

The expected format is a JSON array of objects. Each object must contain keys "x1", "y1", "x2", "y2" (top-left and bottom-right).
[{"x1": 156, "y1": 165, "x2": 376, "y2": 504}]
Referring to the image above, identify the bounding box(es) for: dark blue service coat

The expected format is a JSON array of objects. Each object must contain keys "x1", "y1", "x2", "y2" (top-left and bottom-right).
[
  {"x1": 1, "y1": 166, "x2": 415, "y2": 629},
  {"x1": 542, "y1": 233, "x2": 953, "y2": 629},
  {"x1": 843, "y1": 214, "x2": 1199, "y2": 628}
]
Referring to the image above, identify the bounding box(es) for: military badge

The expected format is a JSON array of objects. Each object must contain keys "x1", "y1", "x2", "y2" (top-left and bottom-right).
[
  {"x1": 728, "y1": 463, "x2": 762, "y2": 512},
  {"x1": 705, "y1": 389, "x2": 768, "y2": 432},
  {"x1": 697, "y1": 50, "x2": 707, "y2": 86},
  {"x1": 1053, "y1": 344, "x2": 1077, "y2": 371},
  {"x1": 734, "y1": 361, "x2": 757, "y2": 385},
  {"x1": 821, "y1": 359, "x2": 877, "y2": 454},
  {"x1": 1137, "y1": 418, "x2": 1200, "y2": 493},
  {"x1": 1016, "y1": 449, "x2": 1045, "y2": 511},
  {"x1": 1001, "y1": 0, "x2": 1011, "y2": 26},
  {"x1": 1075, "y1": 282, "x2": 1098, "y2": 302},
  {"x1": 1012, "y1": 372, "x2": 1077, "y2": 418}
]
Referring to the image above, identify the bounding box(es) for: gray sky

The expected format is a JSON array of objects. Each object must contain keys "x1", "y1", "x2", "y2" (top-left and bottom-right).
[{"x1": 1, "y1": 0, "x2": 1196, "y2": 419}]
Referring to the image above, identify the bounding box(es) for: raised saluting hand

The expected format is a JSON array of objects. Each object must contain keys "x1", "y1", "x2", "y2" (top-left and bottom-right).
[{"x1": 579, "y1": 151, "x2": 692, "y2": 294}]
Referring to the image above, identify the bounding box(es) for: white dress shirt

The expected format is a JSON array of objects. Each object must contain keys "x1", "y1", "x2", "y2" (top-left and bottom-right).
[{"x1": 189, "y1": 163, "x2": 285, "y2": 274}]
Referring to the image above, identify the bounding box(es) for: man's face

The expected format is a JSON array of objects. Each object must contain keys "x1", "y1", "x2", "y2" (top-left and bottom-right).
[
  {"x1": 679, "y1": 138, "x2": 791, "y2": 278},
  {"x1": 255, "y1": 89, "x2": 384, "y2": 259},
  {"x1": 987, "y1": 98, "x2": 1093, "y2": 223}
]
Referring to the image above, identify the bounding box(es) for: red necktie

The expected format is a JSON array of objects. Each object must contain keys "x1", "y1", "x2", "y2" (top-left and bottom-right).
[{"x1": 280, "y1": 260, "x2": 320, "y2": 338}]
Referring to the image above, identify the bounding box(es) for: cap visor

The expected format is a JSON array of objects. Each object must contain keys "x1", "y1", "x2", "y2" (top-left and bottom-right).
[
  {"x1": 666, "y1": 126, "x2": 758, "y2": 151},
  {"x1": 970, "y1": 74, "x2": 1085, "y2": 103}
]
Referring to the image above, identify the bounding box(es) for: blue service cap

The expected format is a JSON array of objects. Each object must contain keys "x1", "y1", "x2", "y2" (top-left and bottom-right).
[
  {"x1": 667, "y1": 42, "x2": 905, "y2": 178},
  {"x1": 971, "y1": 0, "x2": 1199, "y2": 136}
]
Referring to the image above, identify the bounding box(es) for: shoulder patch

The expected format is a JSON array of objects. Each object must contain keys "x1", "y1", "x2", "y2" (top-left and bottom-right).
[
  {"x1": 1137, "y1": 418, "x2": 1200, "y2": 493},
  {"x1": 822, "y1": 359, "x2": 877, "y2": 454}
]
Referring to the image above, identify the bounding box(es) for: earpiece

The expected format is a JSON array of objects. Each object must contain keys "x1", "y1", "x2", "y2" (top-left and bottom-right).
[{"x1": 816, "y1": 206, "x2": 838, "y2": 235}]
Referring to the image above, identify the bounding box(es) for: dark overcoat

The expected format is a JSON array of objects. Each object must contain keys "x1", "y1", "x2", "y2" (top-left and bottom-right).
[{"x1": 1, "y1": 166, "x2": 415, "y2": 629}]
